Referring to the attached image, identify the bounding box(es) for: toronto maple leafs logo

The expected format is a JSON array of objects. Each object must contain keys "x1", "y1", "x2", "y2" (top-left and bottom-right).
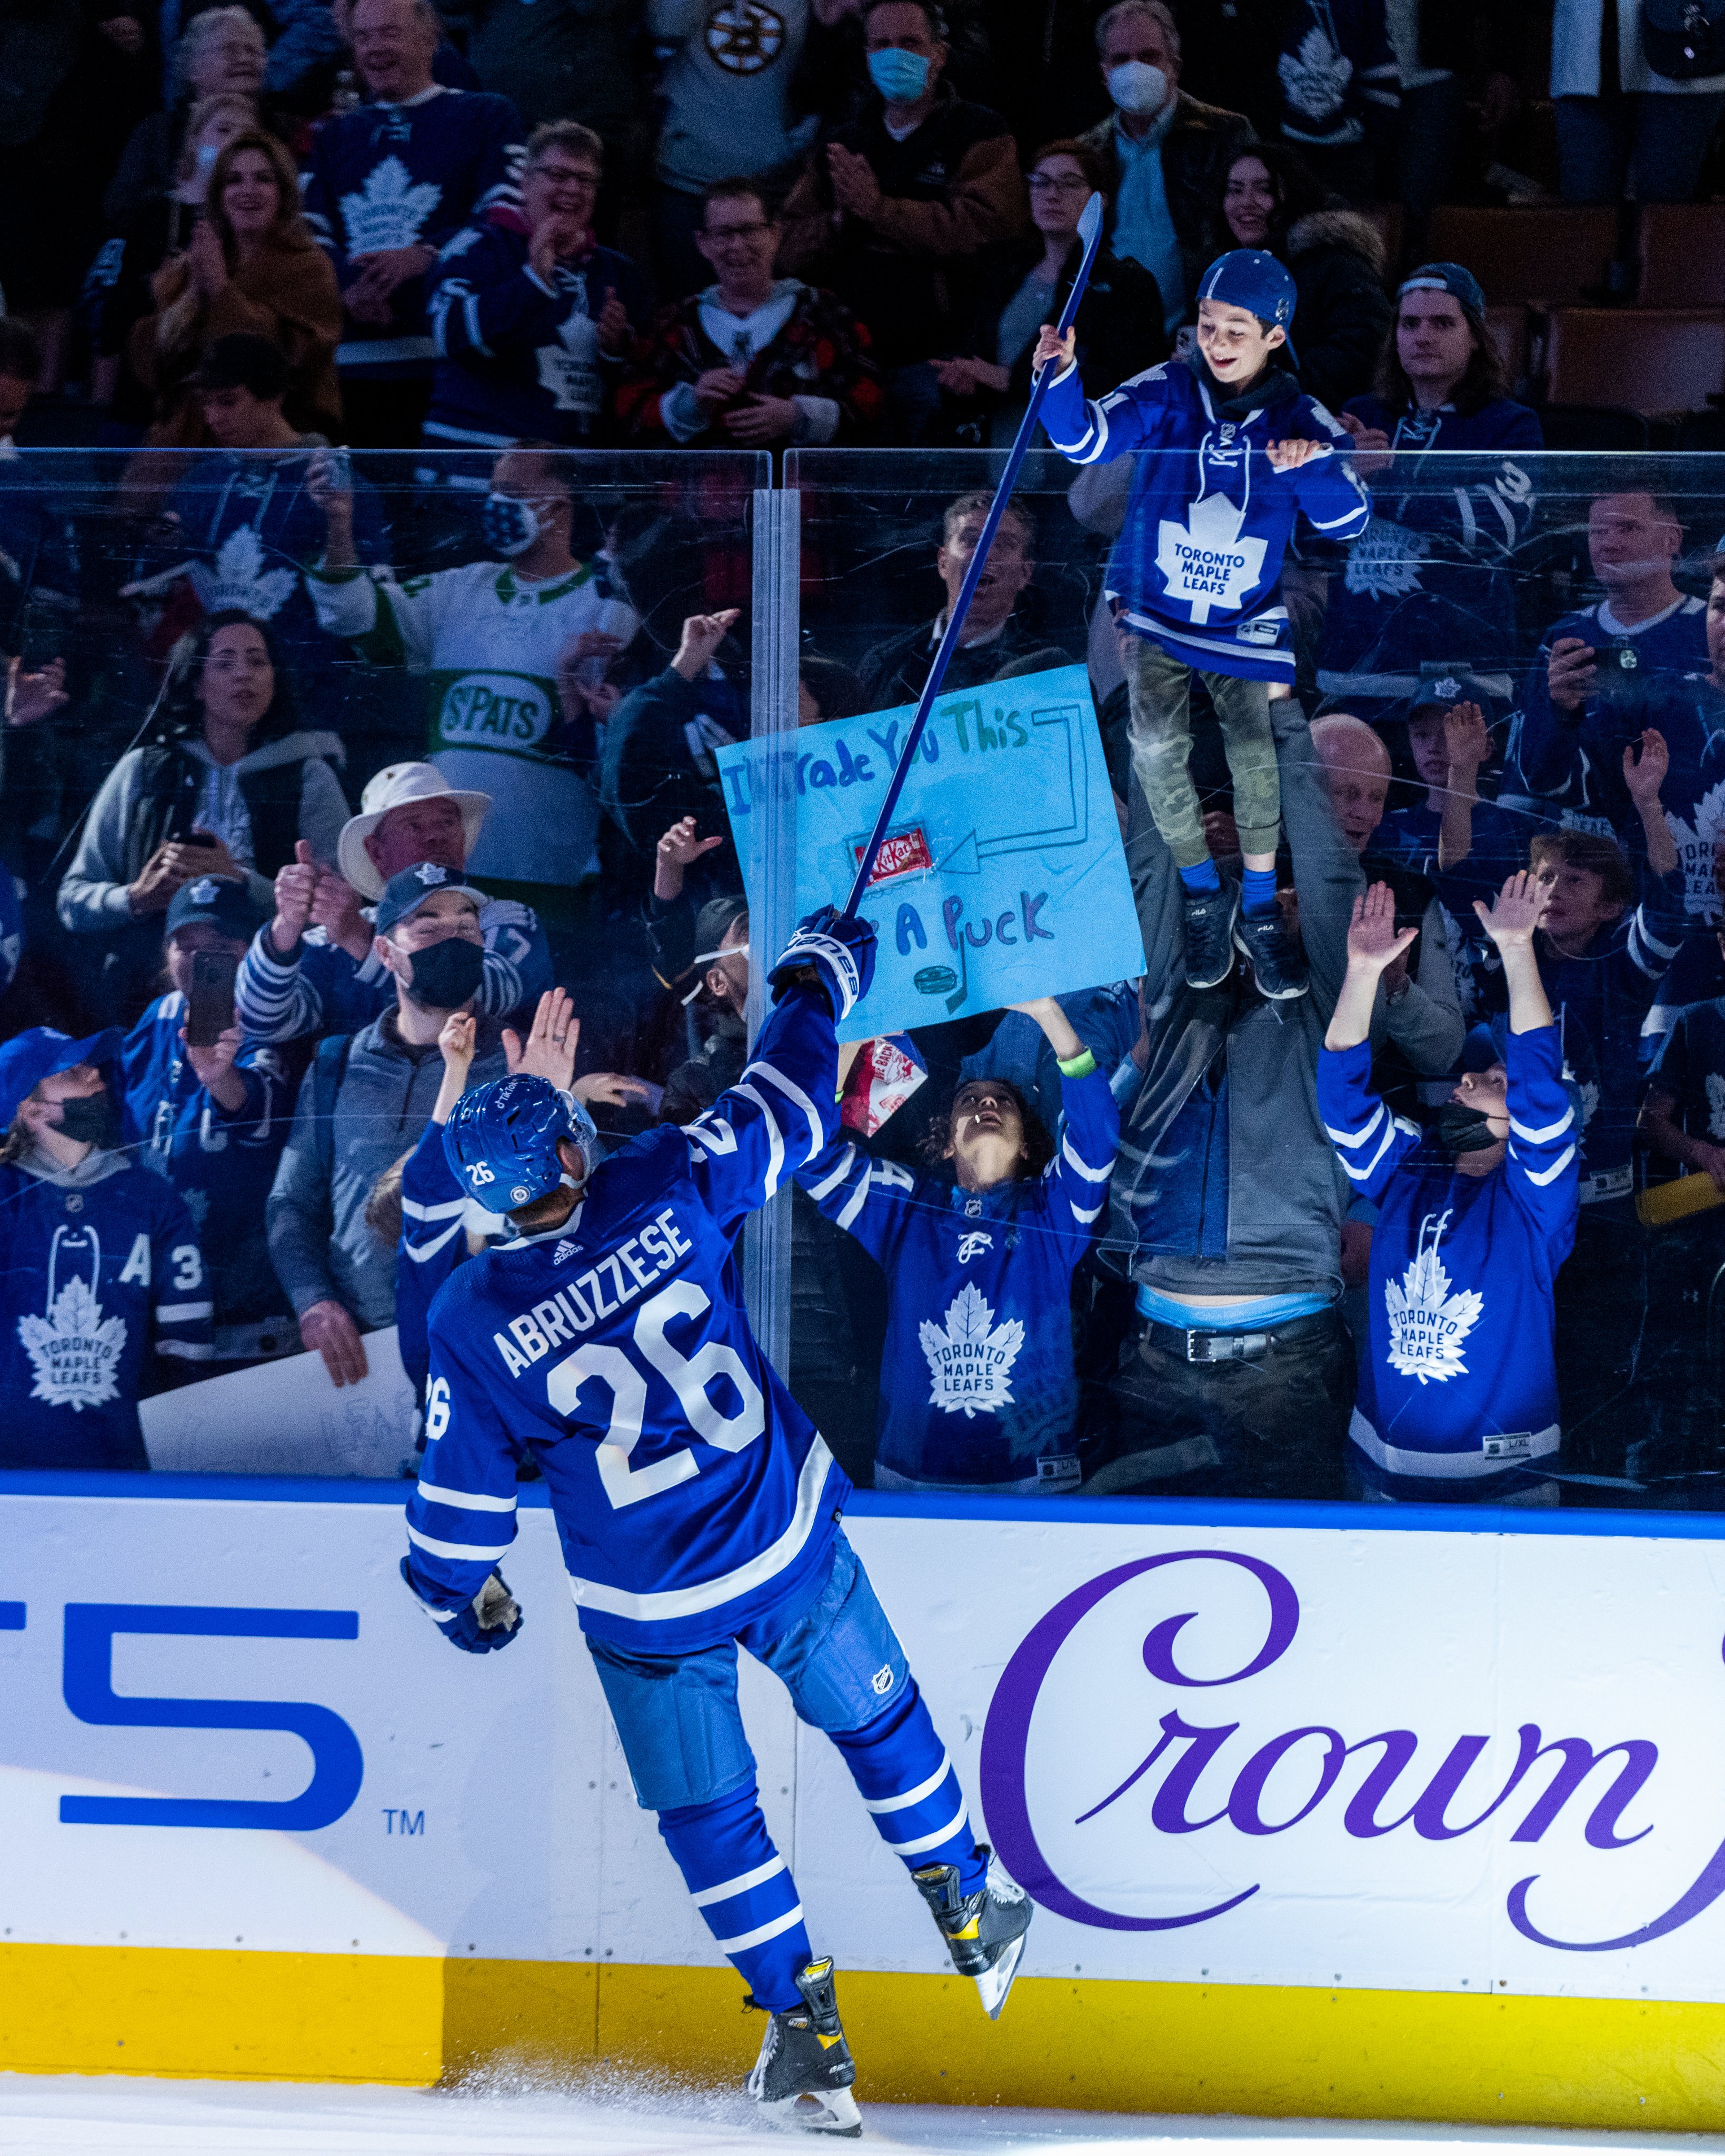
[
  {"x1": 1279, "y1": 24, "x2": 1352, "y2": 123},
  {"x1": 341, "y1": 156, "x2": 442, "y2": 256},
  {"x1": 1706, "y1": 1073, "x2": 1725, "y2": 1140},
  {"x1": 1384, "y1": 1211, "x2": 1481, "y2": 1385},
  {"x1": 1664, "y1": 778, "x2": 1725, "y2": 920},
  {"x1": 919, "y1": 1282, "x2": 1024, "y2": 1418},
  {"x1": 1155, "y1": 491, "x2": 1268, "y2": 624},
  {"x1": 186, "y1": 879, "x2": 222, "y2": 905},
  {"x1": 188, "y1": 525, "x2": 297, "y2": 622},
  {"x1": 1344, "y1": 516, "x2": 1430, "y2": 601},
  {"x1": 18, "y1": 1227, "x2": 126, "y2": 1413},
  {"x1": 414, "y1": 863, "x2": 447, "y2": 885}
]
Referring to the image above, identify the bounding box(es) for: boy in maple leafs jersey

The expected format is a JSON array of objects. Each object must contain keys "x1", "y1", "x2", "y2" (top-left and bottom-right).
[
  {"x1": 800, "y1": 998, "x2": 1118, "y2": 1492},
  {"x1": 1039, "y1": 248, "x2": 1368, "y2": 1000},
  {"x1": 1318, "y1": 876, "x2": 1579, "y2": 1500},
  {"x1": 0, "y1": 1029, "x2": 212, "y2": 1471}
]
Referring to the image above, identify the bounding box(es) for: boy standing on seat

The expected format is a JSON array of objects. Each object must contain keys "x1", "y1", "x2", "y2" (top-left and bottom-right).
[{"x1": 1038, "y1": 249, "x2": 1369, "y2": 996}]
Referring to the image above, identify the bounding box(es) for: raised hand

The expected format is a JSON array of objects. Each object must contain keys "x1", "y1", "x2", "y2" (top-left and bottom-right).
[
  {"x1": 438, "y1": 1010, "x2": 476, "y2": 1071},
  {"x1": 1345, "y1": 881, "x2": 1418, "y2": 975},
  {"x1": 1546, "y1": 636, "x2": 1596, "y2": 714},
  {"x1": 1337, "y1": 411, "x2": 1391, "y2": 473},
  {"x1": 654, "y1": 814, "x2": 725, "y2": 900},
  {"x1": 309, "y1": 864, "x2": 368, "y2": 959},
  {"x1": 1624, "y1": 725, "x2": 1670, "y2": 805},
  {"x1": 7, "y1": 654, "x2": 68, "y2": 726},
  {"x1": 503, "y1": 986, "x2": 579, "y2": 1090},
  {"x1": 671, "y1": 610, "x2": 740, "y2": 682},
  {"x1": 573, "y1": 1071, "x2": 656, "y2": 1107},
  {"x1": 1442, "y1": 700, "x2": 1490, "y2": 784},
  {"x1": 183, "y1": 1021, "x2": 245, "y2": 1111},
  {"x1": 270, "y1": 837, "x2": 317, "y2": 952},
  {"x1": 596, "y1": 285, "x2": 632, "y2": 356},
  {"x1": 1032, "y1": 324, "x2": 1075, "y2": 374},
  {"x1": 1474, "y1": 868, "x2": 1548, "y2": 950}
]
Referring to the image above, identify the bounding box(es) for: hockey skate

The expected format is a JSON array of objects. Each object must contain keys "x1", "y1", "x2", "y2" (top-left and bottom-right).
[
  {"x1": 744, "y1": 1956, "x2": 862, "y2": 2137},
  {"x1": 913, "y1": 1844, "x2": 1032, "y2": 2019}
]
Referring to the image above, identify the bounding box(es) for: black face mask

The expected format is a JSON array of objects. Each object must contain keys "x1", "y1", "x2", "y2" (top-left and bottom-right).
[
  {"x1": 404, "y1": 934, "x2": 485, "y2": 1011},
  {"x1": 54, "y1": 1090, "x2": 117, "y2": 1150},
  {"x1": 1437, "y1": 1100, "x2": 1500, "y2": 1155}
]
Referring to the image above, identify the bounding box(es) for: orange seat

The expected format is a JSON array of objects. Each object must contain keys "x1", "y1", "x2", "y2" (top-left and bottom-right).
[
  {"x1": 1484, "y1": 304, "x2": 1530, "y2": 385},
  {"x1": 1543, "y1": 308, "x2": 1725, "y2": 414},
  {"x1": 1637, "y1": 203, "x2": 1725, "y2": 306},
  {"x1": 1354, "y1": 201, "x2": 1403, "y2": 271},
  {"x1": 1425, "y1": 206, "x2": 1618, "y2": 305}
]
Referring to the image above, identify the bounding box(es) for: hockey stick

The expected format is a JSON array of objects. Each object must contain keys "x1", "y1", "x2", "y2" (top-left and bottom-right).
[{"x1": 842, "y1": 190, "x2": 1106, "y2": 919}]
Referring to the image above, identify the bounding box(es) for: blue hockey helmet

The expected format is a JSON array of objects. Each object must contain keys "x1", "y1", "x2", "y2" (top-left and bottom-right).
[{"x1": 442, "y1": 1074, "x2": 601, "y2": 1212}]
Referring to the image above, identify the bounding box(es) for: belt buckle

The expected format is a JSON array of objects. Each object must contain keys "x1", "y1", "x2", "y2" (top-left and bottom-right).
[
  {"x1": 1185, "y1": 1329, "x2": 1213, "y2": 1363},
  {"x1": 1188, "y1": 1329, "x2": 1268, "y2": 1363}
]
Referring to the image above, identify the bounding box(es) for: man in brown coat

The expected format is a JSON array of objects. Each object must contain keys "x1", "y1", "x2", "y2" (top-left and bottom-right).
[
  {"x1": 1078, "y1": 0, "x2": 1255, "y2": 338},
  {"x1": 778, "y1": 0, "x2": 1025, "y2": 441}
]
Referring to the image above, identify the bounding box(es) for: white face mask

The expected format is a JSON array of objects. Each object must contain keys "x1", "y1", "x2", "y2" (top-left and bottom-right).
[{"x1": 1108, "y1": 60, "x2": 1169, "y2": 114}]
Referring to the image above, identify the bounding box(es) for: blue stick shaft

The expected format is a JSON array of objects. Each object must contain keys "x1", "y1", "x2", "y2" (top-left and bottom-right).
[{"x1": 840, "y1": 193, "x2": 1106, "y2": 920}]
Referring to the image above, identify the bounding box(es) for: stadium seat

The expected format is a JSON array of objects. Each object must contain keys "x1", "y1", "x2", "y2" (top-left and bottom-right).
[
  {"x1": 1484, "y1": 305, "x2": 1530, "y2": 387},
  {"x1": 1636, "y1": 203, "x2": 1725, "y2": 306},
  {"x1": 1425, "y1": 205, "x2": 1618, "y2": 305},
  {"x1": 1543, "y1": 309, "x2": 1725, "y2": 415},
  {"x1": 1355, "y1": 201, "x2": 1404, "y2": 271},
  {"x1": 1535, "y1": 404, "x2": 1651, "y2": 451}
]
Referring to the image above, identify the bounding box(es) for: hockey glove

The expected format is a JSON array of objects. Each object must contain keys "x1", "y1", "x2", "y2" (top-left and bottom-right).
[
  {"x1": 400, "y1": 1556, "x2": 524, "y2": 1653},
  {"x1": 767, "y1": 906, "x2": 876, "y2": 1025}
]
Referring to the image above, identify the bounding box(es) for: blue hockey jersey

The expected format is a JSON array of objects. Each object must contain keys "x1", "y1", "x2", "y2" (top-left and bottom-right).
[
  {"x1": 1041, "y1": 353, "x2": 1369, "y2": 681},
  {"x1": 1380, "y1": 795, "x2": 1533, "y2": 1020},
  {"x1": 1645, "y1": 994, "x2": 1725, "y2": 1175},
  {"x1": 799, "y1": 1061, "x2": 1119, "y2": 1490},
  {"x1": 0, "y1": 1149, "x2": 212, "y2": 1470},
  {"x1": 1319, "y1": 397, "x2": 1541, "y2": 697},
  {"x1": 406, "y1": 984, "x2": 848, "y2": 1652},
  {"x1": 120, "y1": 993, "x2": 295, "y2": 1358},
  {"x1": 304, "y1": 87, "x2": 524, "y2": 377},
  {"x1": 425, "y1": 211, "x2": 650, "y2": 447},
  {"x1": 235, "y1": 897, "x2": 551, "y2": 1044},
  {"x1": 1319, "y1": 1027, "x2": 1578, "y2": 1495}
]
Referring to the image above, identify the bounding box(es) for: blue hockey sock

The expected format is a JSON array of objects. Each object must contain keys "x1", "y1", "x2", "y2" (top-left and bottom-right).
[
  {"x1": 657, "y1": 1781, "x2": 811, "y2": 2011},
  {"x1": 830, "y1": 1682, "x2": 985, "y2": 1898},
  {"x1": 1179, "y1": 857, "x2": 1221, "y2": 894},
  {"x1": 1241, "y1": 865, "x2": 1278, "y2": 916}
]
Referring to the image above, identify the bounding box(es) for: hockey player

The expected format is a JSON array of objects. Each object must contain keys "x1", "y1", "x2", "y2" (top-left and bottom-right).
[
  {"x1": 1319, "y1": 875, "x2": 1579, "y2": 1498},
  {"x1": 1036, "y1": 248, "x2": 1369, "y2": 999},
  {"x1": 0, "y1": 1029, "x2": 213, "y2": 1469},
  {"x1": 401, "y1": 910, "x2": 1031, "y2": 2134},
  {"x1": 799, "y1": 996, "x2": 1119, "y2": 1493}
]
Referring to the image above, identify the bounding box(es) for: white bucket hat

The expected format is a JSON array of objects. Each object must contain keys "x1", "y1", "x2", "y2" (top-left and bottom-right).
[{"x1": 337, "y1": 763, "x2": 491, "y2": 901}]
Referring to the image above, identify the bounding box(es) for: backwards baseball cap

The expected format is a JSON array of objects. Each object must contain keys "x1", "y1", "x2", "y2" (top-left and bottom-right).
[
  {"x1": 0, "y1": 1026, "x2": 123, "y2": 1133},
  {"x1": 337, "y1": 762, "x2": 491, "y2": 901},
  {"x1": 165, "y1": 873, "x2": 264, "y2": 942},
  {"x1": 374, "y1": 861, "x2": 487, "y2": 937},
  {"x1": 191, "y1": 332, "x2": 290, "y2": 401},
  {"x1": 1196, "y1": 249, "x2": 1299, "y2": 354},
  {"x1": 1398, "y1": 261, "x2": 1487, "y2": 322}
]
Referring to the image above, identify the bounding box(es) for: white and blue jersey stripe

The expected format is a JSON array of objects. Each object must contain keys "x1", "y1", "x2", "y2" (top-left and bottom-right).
[{"x1": 406, "y1": 984, "x2": 849, "y2": 1652}]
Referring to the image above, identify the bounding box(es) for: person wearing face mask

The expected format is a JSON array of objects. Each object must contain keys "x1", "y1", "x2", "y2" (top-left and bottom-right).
[
  {"x1": 1318, "y1": 876, "x2": 1579, "y2": 1501},
  {"x1": 307, "y1": 445, "x2": 639, "y2": 947},
  {"x1": 0, "y1": 1026, "x2": 213, "y2": 1470},
  {"x1": 120, "y1": 873, "x2": 296, "y2": 1372},
  {"x1": 778, "y1": 0, "x2": 1026, "y2": 442},
  {"x1": 266, "y1": 862, "x2": 509, "y2": 1389},
  {"x1": 798, "y1": 998, "x2": 1119, "y2": 1493},
  {"x1": 1076, "y1": 0, "x2": 1257, "y2": 341},
  {"x1": 129, "y1": 129, "x2": 342, "y2": 446}
]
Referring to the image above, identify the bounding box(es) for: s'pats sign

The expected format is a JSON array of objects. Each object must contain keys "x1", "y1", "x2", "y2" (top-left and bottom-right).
[{"x1": 716, "y1": 664, "x2": 1145, "y2": 1036}]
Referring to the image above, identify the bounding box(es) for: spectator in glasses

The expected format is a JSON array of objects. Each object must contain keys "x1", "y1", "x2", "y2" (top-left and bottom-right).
[{"x1": 934, "y1": 139, "x2": 1162, "y2": 447}]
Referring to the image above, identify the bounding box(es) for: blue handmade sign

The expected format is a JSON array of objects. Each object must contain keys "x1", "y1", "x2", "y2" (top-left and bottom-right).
[{"x1": 715, "y1": 663, "x2": 1144, "y2": 1036}]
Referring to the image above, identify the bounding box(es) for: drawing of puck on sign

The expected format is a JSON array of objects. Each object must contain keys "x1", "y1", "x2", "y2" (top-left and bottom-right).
[{"x1": 914, "y1": 964, "x2": 959, "y2": 997}]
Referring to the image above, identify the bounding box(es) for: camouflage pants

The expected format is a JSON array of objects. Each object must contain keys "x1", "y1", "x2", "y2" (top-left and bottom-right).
[{"x1": 1120, "y1": 630, "x2": 1281, "y2": 867}]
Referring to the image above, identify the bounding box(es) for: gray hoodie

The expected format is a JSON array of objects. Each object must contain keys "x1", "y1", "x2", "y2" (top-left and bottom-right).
[
  {"x1": 58, "y1": 731, "x2": 348, "y2": 933},
  {"x1": 266, "y1": 1006, "x2": 507, "y2": 1329}
]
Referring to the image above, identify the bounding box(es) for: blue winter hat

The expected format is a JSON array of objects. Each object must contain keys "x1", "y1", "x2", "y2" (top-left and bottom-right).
[
  {"x1": 1398, "y1": 262, "x2": 1488, "y2": 323},
  {"x1": 1195, "y1": 249, "x2": 1299, "y2": 351},
  {"x1": 165, "y1": 873, "x2": 263, "y2": 942},
  {"x1": 0, "y1": 1026, "x2": 123, "y2": 1133},
  {"x1": 374, "y1": 860, "x2": 487, "y2": 937}
]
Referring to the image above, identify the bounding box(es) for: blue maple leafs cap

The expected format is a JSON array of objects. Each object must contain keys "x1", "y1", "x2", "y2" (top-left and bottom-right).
[
  {"x1": 374, "y1": 861, "x2": 488, "y2": 936},
  {"x1": 165, "y1": 873, "x2": 264, "y2": 941},
  {"x1": 0, "y1": 1026, "x2": 123, "y2": 1134},
  {"x1": 1196, "y1": 249, "x2": 1299, "y2": 356}
]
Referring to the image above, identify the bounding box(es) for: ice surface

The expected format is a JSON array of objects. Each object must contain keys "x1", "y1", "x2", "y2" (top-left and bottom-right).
[{"x1": 2, "y1": 2070, "x2": 1723, "y2": 2156}]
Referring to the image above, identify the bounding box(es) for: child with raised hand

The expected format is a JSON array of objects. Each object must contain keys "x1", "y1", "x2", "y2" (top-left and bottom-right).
[
  {"x1": 1318, "y1": 875, "x2": 1580, "y2": 1500},
  {"x1": 1036, "y1": 250, "x2": 1370, "y2": 1000},
  {"x1": 799, "y1": 995, "x2": 1119, "y2": 1494}
]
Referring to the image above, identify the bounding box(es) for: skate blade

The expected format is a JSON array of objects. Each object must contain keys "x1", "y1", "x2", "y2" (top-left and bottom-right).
[
  {"x1": 973, "y1": 1930, "x2": 1028, "y2": 2021},
  {"x1": 755, "y1": 2085, "x2": 863, "y2": 2137}
]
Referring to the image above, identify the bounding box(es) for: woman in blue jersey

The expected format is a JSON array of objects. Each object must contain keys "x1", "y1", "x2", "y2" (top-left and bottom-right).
[
  {"x1": 1318, "y1": 874, "x2": 1580, "y2": 1500},
  {"x1": 120, "y1": 872, "x2": 295, "y2": 1371},
  {"x1": 801, "y1": 996, "x2": 1119, "y2": 1493}
]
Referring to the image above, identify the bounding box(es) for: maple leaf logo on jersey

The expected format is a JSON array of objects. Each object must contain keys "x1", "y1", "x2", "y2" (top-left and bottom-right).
[
  {"x1": 188, "y1": 525, "x2": 297, "y2": 622},
  {"x1": 1344, "y1": 516, "x2": 1429, "y2": 600},
  {"x1": 1384, "y1": 1213, "x2": 1481, "y2": 1385},
  {"x1": 919, "y1": 1282, "x2": 1024, "y2": 1419},
  {"x1": 341, "y1": 156, "x2": 442, "y2": 256},
  {"x1": 1663, "y1": 778, "x2": 1725, "y2": 920},
  {"x1": 1279, "y1": 24, "x2": 1352, "y2": 122},
  {"x1": 1155, "y1": 491, "x2": 1268, "y2": 624},
  {"x1": 1706, "y1": 1073, "x2": 1725, "y2": 1140},
  {"x1": 19, "y1": 1230, "x2": 126, "y2": 1413}
]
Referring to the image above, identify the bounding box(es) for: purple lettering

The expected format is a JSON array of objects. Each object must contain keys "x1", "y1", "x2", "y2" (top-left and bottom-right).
[
  {"x1": 1020, "y1": 891, "x2": 1054, "y2": 942},
  {"x1": 1228, "y1": 1727, "x2": 1349, "y2": 1836},
  {"x1": 943, "y1": 896, "x2": 965, "y2": 951}
]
